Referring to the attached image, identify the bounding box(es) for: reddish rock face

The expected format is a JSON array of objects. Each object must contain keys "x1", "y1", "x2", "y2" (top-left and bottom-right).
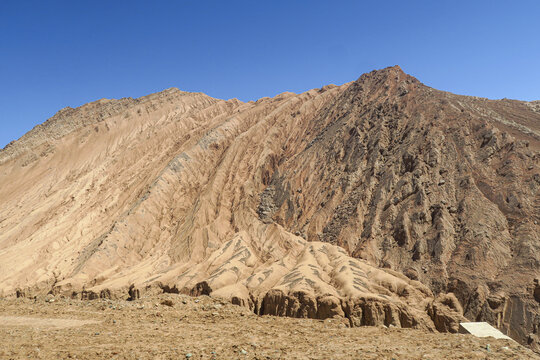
[{"x1": 0, "y1": 66, "x2": 538, "y2": 349}]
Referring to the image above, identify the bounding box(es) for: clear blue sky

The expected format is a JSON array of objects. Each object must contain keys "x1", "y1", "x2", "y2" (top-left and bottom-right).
[{"x1": 1, "y1": 1, "x2": 539, "y2": 148}]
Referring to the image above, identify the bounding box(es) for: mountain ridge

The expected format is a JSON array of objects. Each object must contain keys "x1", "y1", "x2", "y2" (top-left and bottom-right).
[{"x1": 1, "y1": 66, "x2": 539, "y2": 350}]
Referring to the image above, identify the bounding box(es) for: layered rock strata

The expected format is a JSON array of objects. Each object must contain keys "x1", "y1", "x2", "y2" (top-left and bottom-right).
[{"x1": 1, "y1": 66, "x2": 538, "y2": 348}]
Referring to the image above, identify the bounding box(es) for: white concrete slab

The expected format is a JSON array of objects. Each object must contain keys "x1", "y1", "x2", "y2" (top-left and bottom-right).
[{"x1": 459, "y1": 322, "x2": 512, "y2": 340}]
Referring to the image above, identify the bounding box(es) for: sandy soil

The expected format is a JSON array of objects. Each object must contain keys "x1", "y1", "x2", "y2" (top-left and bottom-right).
[{"x1": 0, "y1": 294, "x2": 537, "y2": 360}]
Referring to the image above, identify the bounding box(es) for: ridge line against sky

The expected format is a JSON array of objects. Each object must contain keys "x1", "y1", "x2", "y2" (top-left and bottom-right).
[{"x1": 1, "y1": 0, "x2": 539, "y2": 149}]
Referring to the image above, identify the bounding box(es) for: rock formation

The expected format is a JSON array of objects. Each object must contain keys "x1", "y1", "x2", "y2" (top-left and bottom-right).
[{"x1": 0, "y1": 66, "x2": 538, "y2": 349}]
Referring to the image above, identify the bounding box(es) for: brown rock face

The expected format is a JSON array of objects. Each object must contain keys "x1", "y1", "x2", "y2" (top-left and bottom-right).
[{"x1": 0, "y1": 66, "x2": 538, "y2": 348}]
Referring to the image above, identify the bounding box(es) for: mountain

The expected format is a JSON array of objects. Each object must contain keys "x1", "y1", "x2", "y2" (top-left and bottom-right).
[{"x1": 1, "y1": 66, "x2": 539, "y2": 349}]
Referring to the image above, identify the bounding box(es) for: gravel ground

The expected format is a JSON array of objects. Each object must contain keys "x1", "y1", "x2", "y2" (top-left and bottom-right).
[{"x1": 0, "y1": 294, "x2": 537, "y2": 360}]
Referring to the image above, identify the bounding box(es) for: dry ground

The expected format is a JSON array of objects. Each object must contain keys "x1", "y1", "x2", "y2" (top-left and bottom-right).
[{"x1": 0, "y1": 294, "x2": 537, "y2": 360}]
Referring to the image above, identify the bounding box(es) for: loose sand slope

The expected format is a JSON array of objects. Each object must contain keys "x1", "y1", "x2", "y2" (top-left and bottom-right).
[{"x1": 1, "y1": 66, "x2": 539, "y2": 347}]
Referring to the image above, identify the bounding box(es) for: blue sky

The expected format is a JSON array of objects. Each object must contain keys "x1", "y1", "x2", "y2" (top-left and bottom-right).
[{"x1": 1, "y1": 1, "x2": 539, "y2": 148}]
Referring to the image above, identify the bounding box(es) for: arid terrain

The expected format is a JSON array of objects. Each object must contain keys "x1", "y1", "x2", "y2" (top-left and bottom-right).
[
  {"x1": 0, "y1": 293, "x2": 537, "y2": 359},
  {"x1": 0, "y1": 66, "x2": 539, "y2": 354}
]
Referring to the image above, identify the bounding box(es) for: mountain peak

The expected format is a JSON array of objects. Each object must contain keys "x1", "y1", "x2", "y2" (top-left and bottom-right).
[
  {"x1": 356, "y1": 65, "x2": 418, "y2": 84},
  {"x1": 347, "y1": 65, "x2": 422, "y2": 99}
]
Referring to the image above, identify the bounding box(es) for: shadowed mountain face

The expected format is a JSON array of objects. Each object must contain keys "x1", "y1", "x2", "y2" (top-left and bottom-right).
[{"x1": 1, "y1": 66, "x2": 539, "y2": 348}]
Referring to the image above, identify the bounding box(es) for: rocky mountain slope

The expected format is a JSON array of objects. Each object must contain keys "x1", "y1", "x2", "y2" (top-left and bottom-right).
[{"x1": 0, "y1": 66, "x2": 538, "y2": 349}]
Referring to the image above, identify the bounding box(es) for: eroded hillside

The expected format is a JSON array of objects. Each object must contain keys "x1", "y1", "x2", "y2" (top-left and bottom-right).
[{"x1": 1, "y1": 66, "x2": 539, "y2": 349}]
